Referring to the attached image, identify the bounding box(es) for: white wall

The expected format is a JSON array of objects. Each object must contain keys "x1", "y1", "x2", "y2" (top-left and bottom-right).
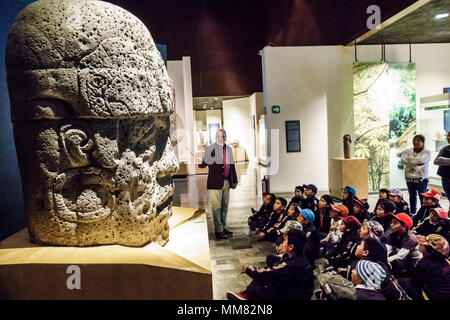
[
  {"x1": 206, "y1": 110, "x2": 222, "y2": 144},
  {"x1": 250, "y1": 92, "x2": 264, "y2": 162},
  {"x1": 262, "y1": 46, "x2": 354, "y2": 193},
  {"x1": 262, "y1": 43, "x2": 450, "y2": 193},
  {"x1": 222, "y1": 93, "x2": 264, "y2": 163},
  {"x1": 167, "y1": 57, "x2": 195, "y2": 174},
  {"x1": 223, "y1": 96, "x2": 252, "y2": 161}
]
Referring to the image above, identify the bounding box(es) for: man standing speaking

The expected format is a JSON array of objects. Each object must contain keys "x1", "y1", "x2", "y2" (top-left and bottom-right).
[{"x1": 199, "y1": 129, "x2": 238, "y2": 239}]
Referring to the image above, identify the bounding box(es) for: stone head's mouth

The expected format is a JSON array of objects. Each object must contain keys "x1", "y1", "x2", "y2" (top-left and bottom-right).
[{"x1": 53, "y1": 167, "x2": 116, "y2": 223}]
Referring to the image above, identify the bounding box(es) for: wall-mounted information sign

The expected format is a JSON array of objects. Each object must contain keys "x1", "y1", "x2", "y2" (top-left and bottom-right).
[{"x1": 285, "y1": 120, "x2": 301, "y2": 153}]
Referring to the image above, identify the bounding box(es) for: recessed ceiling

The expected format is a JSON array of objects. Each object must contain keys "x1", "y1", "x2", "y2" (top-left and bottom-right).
[
  {"x1": 192, "y1": 96, "x2": 248, "y2": 111},
  {"x1": 360, "y1": 0, "x2": 450, "y2": 44}
]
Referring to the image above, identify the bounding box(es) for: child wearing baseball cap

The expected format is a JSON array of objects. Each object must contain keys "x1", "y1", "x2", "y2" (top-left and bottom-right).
[
  {"x1": 386, "y1": 213, "x2": 422, "y2": 277},
  {"x1": 398, "y1": 234, "x2": 450, "y2": 300},
  {"x1": 342, "y1": 186, "x2": 357, "y2": 216},
  {"x1": 351, "y1": 260, "x2": 387, "y2": 300},
  {"x1": 413, "y1": 189, "x2": 443, "y2": 227},
  {"x1": 353, "y1": 198, "x2": 371, "y2": 223},
  {"x1": 389, "y1": 189, "x2": 410, "y2": 216},
  {"x1": 413, "y1": 207, "x2": 450, "y2": 243},
  {"x1": 320, "y1": 204, "x2": 349, "y2": 255},
  {"x1": 301, "y1": 184, "x2": 319, "y2": 212},
  {"x1": 297, "y1": 208, "x2": 321, "y2": 266},
  {"x1": 325, "y1": 216, "x2": 362, "y2": 270}
]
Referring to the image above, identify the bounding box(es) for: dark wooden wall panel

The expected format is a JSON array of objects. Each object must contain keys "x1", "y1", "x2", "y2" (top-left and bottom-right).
[
  {"x1": 340, "y1": 0, "x2": 419, "y2": 45},
  {"x1": 107, "y1": 0, "x2": 422, "y2": 97}
]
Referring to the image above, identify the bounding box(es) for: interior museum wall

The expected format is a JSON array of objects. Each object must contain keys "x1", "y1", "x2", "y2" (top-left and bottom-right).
[
  {"x1": 262, "y1": 46, "x2": 354, "y2": 194},
  {"x1": 195, "y1": 110, "x2": 223, "y2": 147},
  {"x1": 168, "y1": 57, "x2": 195, "y2": 175},
  {"x1": 223, "y1": 97, "x2": 252, "y2": 162},
  {"x1": 263, "y1": 44, "x2": 450, "y2": 194},
  {"x1": 250, "y1": 92, "x2": 265, "y2": 162}
]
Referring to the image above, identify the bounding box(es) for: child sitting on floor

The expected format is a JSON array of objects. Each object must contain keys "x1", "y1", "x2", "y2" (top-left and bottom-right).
[
  {"x1": 372, "y1": 199, "x2": 396, "y2": 243},
  {"x1": 352, "y1": 260, "x2": 387, "y2": 300},
  {"x1": 386, "y1": 213, "x2": 422, "y2": 278},
  {"x1": 297, "y1": 208, "x2": 321, "y2": 266},
  {"x1": 320, "y1": 204, "x2": 349, "y2": 255},
  {"x1": 314, "y1": 194, "x2": 334, "y2": 238},
  {"x1": 248, "y1": 193, "x2": 276, "y2": 231},
  {"x1": 342, "y1": 186, "x2": 357, "y2": 216},
  {"x1": 263, "y1": 202, "x2": 299, "y2": 243},
  {"x1": 413, "y1": 207, "x2": 450, "y2": 242},
  {"x1": 288, "y1": 185, "x2": 305, "y2": 208},
  {"x1": 398, "y1": 234, "x2": 450, "y2": 300},
  {"x1": 273, "y1": 203, "x2": 302, "y2": 245},
  {"x1": 372, "y1": 188, "x2": 390, "y2": 217},
  {"x1": 354, "y1": 237, "x2": 409, "y2": 300},
  {"x1": 413, "y1": 189, "x2": 443, "y2": 227},
  {"x1": 389, "y1": 189, "x2": 410, "y2": 216},
  {"x1": 257, "y1": 197, "x2": 287, "y2": 241},
  {"x1": 301, "y1": 184, "x2": 319, "y2": 212},
  {"x1": 359, "y1": 220, "x2": 387, "y2": 265},
  {"x1": 352, "y1": 198, "x2": 371, "y2": 224},
  {"x1": 226, "y1": 229, "x2": 314, "y2": 300},
  {"x1": 325, "y1": 216, "x2": 361, "y2": 270},
  {"x1": 337, "y1": 236, "x2": 410, "y2": 300}
]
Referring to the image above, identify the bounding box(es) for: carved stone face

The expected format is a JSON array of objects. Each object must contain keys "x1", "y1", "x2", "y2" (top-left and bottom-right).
[{"x1": 6, "y1": 0, "x2": 178, "y2": 246}]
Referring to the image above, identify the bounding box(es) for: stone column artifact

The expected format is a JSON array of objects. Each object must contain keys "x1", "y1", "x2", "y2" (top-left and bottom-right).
[
  {"x1": 6, "y1": 0, "x2": 179, "y2": 246},
  {"x1": 343, "y1": 134, "x2": 352, "y2": 159}
]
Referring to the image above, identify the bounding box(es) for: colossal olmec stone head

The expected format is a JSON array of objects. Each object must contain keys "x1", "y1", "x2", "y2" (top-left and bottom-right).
[{"x1": 6, "y1": 0, "x2": 179, "y2": 246}]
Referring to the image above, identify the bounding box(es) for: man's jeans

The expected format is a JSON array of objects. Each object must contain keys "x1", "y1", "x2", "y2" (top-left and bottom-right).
[
  {"x1": 209, "y1": 180, "x2": 230, "y2": 233},
  {"x1": 406, "y1": 179, "x2": 429, "y2": 215}
]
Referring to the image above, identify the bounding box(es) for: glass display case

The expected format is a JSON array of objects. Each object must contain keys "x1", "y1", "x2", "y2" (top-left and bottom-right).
[{"x1": 419, "y1": 93, "x2": 450, "y2": 187}]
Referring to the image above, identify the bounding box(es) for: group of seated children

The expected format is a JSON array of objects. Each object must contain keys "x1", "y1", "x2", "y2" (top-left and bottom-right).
[{"x1": 227, "y1": 184, "x2": 450, "y2": 300}]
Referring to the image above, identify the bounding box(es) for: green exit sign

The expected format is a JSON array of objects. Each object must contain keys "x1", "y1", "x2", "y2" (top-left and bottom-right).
[{"x1": 272, "y1": 105, "x2": 280, "y2": 114}]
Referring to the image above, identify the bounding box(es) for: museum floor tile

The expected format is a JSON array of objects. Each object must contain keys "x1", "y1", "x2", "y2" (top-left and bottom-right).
[{"x1": 172, "y1": 162, "x2": 449, "y2": 300}]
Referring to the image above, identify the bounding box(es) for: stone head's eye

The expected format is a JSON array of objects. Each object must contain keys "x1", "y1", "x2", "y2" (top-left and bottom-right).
[{"x1": 91, "y1": 74, "x2": 106, "y2": 88}]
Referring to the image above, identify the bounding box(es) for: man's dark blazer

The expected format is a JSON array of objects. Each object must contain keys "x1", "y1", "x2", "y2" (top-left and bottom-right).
[{"x1": 198, "y1": 143, "x2": 238, "y2": 190}]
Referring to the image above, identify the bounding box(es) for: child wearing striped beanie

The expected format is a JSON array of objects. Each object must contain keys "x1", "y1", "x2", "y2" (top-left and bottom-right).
[{"x1": 351, "y1": 260, "x2": 387, "y2": 300}]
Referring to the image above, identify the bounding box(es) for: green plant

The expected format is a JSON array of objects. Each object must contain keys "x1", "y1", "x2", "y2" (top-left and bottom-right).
[{"x1": 354, "y1": 105, "x2": 390, "y2": 191}]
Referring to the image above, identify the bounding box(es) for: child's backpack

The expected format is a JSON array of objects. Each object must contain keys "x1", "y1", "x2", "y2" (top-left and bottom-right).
[{"x1": 317, "y1": 271, "x2": 356, "y2": 300}]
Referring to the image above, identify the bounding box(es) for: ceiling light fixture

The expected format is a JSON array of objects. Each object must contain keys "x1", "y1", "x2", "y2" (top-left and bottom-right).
[{"x1": 435, "y1": 12, "x2": 449, "y2": 20}]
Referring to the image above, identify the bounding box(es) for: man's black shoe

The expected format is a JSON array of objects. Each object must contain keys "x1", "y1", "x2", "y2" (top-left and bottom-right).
[
  {"x1": 215, "y1": 232, "x2": 228, "y2": 240},
  {"x1": 223, "y1": 228, "x2": 233, "y2": 236}
]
